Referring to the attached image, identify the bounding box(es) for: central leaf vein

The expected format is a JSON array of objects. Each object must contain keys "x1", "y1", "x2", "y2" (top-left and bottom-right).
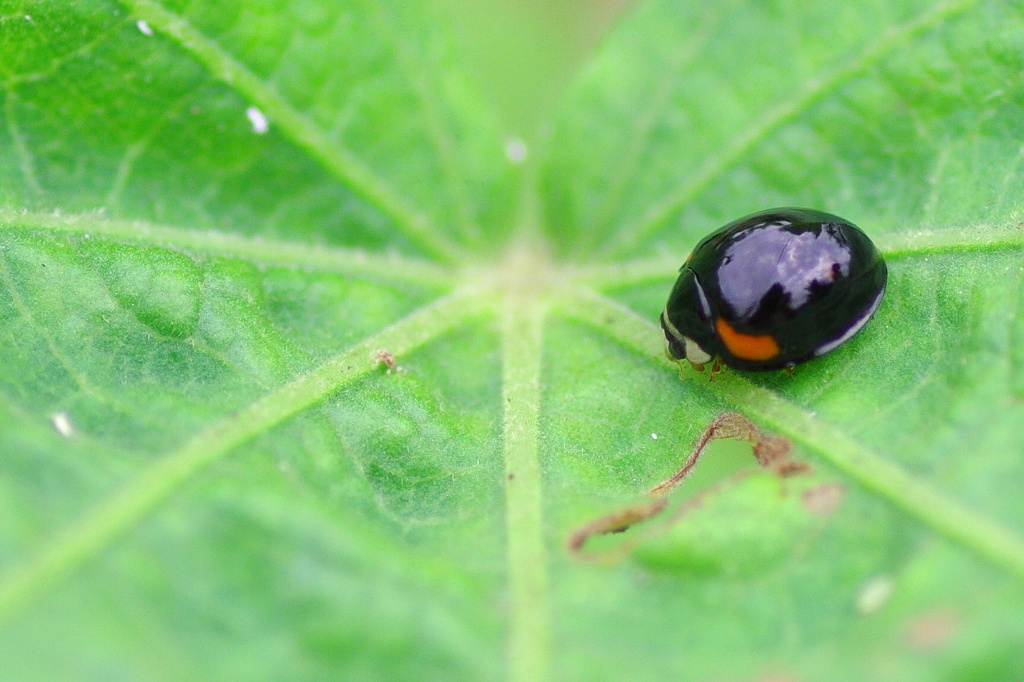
[{"x1": 501, "y1": 290, "x2": 552, "y2": 682}]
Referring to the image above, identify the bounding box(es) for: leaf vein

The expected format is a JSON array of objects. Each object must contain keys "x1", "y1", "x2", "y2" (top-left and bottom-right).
[
  {"x1": 584, "y1": 5, "x2": 724, "y2": 250},
  {"x1": 104, "y1": 90, "x2": 198, "y2": 207},
  {"x1": 501, "y1": 292, "x2": 551, "y2": 682},
  {"x1": 0, "y1": 246, "x2": 172, "y2": 431},
  {"x1": 373, "y1": 4, "x2": 482, "y2": 245},
  {"x1": 4, "y1": 89, "x2": 43, "y2": 198},
  {"x1": 572, "y1": 223, "x2": 1024, "y2": 289},
  {"x1": 0, "y1": 286, "x2": 490, "y2": 628},
  {"x1": 560, "y1": 285, "x2": 1024, "y2": 582},
  {"x1": 117, "y1": 0, "x2": 464, "y2": 261},
  {"x1": 0, "y1": 210, "x2": 453, "y2": 288},
  {"x1": 599, "y1": 0, "x2": 985, "y2": 257}
]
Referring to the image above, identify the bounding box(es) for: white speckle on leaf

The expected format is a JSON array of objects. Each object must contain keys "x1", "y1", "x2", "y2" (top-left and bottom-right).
[
  {"x1": 137, "y1": 19, "x2": 153, "y2": 35},
  {"x1": 651, "y1": 433, "x2": 658, "y2": 440},
  {"x1": 52, "y1": 412, "x2": 74, "y2": 438},
  {"x1": 505, "y1": 137, "x2": 527, "y2": 164},
  {"x1": 855, "y1": 575, "x2": 895, "y2": 614},
  {"x1": 24, "y1": 14, "x2": 31, "y2": 21},
  {"x1": 246, "y1": 106, "x2": 269, "y2": 134}
]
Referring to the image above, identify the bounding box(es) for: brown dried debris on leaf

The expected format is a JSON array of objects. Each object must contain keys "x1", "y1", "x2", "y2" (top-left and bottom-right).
[
  {"x1": 568, "y1": 413, "x2": 810, "y2": 561},
  {"x1": 374, "y1": 348, "x2": 402, "y2": 374}
]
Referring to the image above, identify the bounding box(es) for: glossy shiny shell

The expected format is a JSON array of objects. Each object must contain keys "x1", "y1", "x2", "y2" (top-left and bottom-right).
[{"x1": 661, "y1": 208, "x2": 887, "y2": 371}]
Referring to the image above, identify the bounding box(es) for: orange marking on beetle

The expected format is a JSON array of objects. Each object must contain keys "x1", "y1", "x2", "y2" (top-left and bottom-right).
[{"x1": 715, "y1": 317, "x2": 780, "y2": 361}]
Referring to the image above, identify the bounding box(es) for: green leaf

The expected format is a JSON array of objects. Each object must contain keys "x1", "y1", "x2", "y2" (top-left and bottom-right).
[{"x1": 2, "y1": 0, "x2": 1024, "y2": 680}]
